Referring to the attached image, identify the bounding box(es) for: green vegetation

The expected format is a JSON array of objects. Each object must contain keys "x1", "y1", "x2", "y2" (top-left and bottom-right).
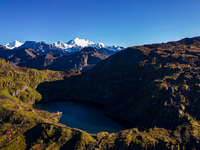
[{"x1": 1, "y1": 37, "x2": 200, "y2": 149}]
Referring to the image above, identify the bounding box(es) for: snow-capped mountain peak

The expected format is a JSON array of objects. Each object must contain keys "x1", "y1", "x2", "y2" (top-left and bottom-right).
[
  {"x1": 5, "y1": 40, "x2": 23, "y2": 49},
  {"x1": 5, "y1": 38, "x2": 126, "y2": 53},
  {"x1": 53, "y1": 38, "x2": 125, "y2": 52},
  {"x1": 66, "y1": 38, "x2": 94, "y2": 47},
  {"x1": 53, "y1": 41, "x2": 69, "y2": 49},
  {"x1": 53, "y1": 38, "x2": 95, "y2": 52},
  {"x1": 91, "y1": 43, "x2": 105, "y2": 49}
]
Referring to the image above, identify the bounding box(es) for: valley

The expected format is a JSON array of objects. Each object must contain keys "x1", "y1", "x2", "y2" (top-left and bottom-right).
[{"x1": 1, "y1": 37, "x2": 200, "y2": 149}]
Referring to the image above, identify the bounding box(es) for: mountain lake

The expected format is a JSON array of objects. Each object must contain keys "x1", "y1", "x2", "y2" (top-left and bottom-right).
[{"x1": 33, "y1": 101, "x2": 127, "y2": 133}]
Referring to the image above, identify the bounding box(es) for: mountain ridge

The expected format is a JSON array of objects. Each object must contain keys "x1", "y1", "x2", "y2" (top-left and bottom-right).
[
  {"x1": 5, "y1": 38, "x2": 126, "y2": 53},
  {"x1": 1, "y1": 36, "x2": 200, "y2": 149},
  {"x1": 37, "y1": 36, "x2": 200, "y2": 130},
  {"x1": 0, "y1": 46, "x2": 110, "y2": 72}
]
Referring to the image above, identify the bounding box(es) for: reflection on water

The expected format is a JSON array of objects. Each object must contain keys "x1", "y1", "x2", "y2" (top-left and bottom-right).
[{"x1": 34, "y1": 101, "x2": 126, "y2": 133}]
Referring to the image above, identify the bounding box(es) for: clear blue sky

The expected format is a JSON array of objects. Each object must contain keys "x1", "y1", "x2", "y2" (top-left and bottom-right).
[{"x1": 1, "y1": 0, "x2": 200, "y2": 47}]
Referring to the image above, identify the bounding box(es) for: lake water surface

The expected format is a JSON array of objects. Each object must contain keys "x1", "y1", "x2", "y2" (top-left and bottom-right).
[{"x1": 34, "y1": 101, "x2": 126, "y2": 133}]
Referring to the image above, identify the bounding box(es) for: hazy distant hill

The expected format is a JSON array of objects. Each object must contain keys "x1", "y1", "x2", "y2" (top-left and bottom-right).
[
  {"x1": 0, "y1": 47, "x2": 39, "y2": 63},
  {"x1": 0, "y1": 46, "x2": 110, "y2": 72},
  {"x1": 45, "y1": 47, "x2": 110, "y2": 72}
]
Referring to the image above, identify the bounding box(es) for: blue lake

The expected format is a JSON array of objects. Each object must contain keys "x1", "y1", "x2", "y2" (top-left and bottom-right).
[{"x1": 34, "y1": 101, "x2": 126, "y2": 133}]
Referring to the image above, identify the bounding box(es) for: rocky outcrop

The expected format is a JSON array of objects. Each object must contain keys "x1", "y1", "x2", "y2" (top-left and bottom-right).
[{"x1": 12, "y1": 85, "x2": 27, "y2": 96}]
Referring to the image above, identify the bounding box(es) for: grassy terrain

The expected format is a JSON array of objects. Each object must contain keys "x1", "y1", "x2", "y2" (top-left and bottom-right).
[
  {"x1": 36, "y1": 37, "x2": 200, "y2": 149},
  {"x1": 1, "y1": 37, "x2": 200, "y2": 149}
]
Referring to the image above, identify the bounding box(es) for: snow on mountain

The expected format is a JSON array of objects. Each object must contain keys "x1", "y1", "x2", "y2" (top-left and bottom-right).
[
  {"x1": 5, "y1": 40, "x2": 23, "y2": 49},
  {"x1": 105, "y1": 45, "x2": 125, "y2": 51},
  {"x1": 5, "y1": 38, "x2": 126, "y2": 53},
  {"x1": 53, "y1": 38, "x2": 95, "y2": 52},
  {"x1": 66, "y1": 38, "x2": 94, "y2": 47},
  {"x1": 15, "y1": 41, "x2": 69, "y2": 55},
  {"x1": 91, "y1": 43, "x2": 105, "y2": 49},
  {"x1": 53, "y1": 41, "x2": 72, "y2": 49},
  {"x1": 53, "y1": 38, "x2": 125, "y2": 52}
]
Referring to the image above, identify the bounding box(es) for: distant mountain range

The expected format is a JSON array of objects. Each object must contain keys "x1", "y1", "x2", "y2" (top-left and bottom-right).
[
  {"x1": 1, "y1": 38, "x2": 124, "y2": 72},
  {"x1": 5, "y1": 38, "x2": 126, "y2": 53},
  {"x1": 0, "y1": 45, "x2": 110, "y2": 72}
]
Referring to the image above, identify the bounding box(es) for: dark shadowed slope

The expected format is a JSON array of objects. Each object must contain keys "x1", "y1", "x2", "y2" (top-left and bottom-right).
[{"x1": 38, "y1": 36, "x2": 200, "y2": 131}]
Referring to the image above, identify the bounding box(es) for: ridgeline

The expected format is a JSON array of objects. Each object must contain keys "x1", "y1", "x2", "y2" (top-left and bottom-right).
[{"x1": 1, "y1": 37, "x2": 200, "y2": 149}]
